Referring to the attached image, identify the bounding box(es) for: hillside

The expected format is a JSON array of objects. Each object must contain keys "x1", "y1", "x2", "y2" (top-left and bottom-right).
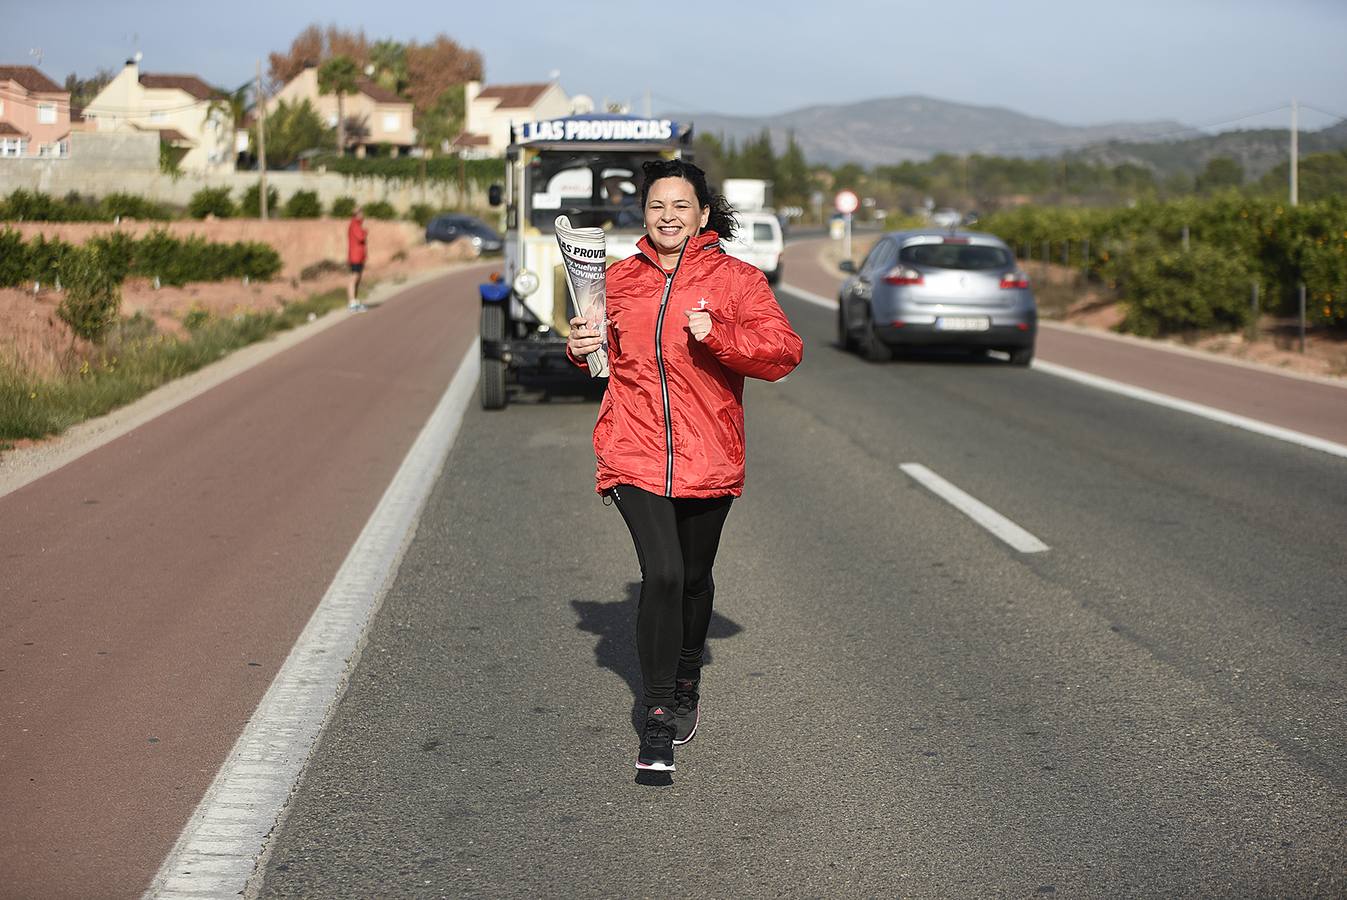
[
  {"x1": 1069, "y1": 120, "x2": 1347, "y2": 181},
  {"x1": 670, "y1": 95, "x2": 1193, "y2": 166},
  {"x1": 672, "y1": 95, "x2": 1347, "y2": 182}
]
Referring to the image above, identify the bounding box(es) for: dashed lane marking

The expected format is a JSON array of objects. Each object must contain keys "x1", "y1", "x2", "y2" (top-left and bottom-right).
[
  {"x1": 144, "y1": 340, "x2": 481, "y2": 900},
  {"x1": 899, "y1": 463, "x2": 1050, "y2": 554}
]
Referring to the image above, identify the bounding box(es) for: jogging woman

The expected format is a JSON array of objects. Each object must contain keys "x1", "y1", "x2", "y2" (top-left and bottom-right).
[{"x1": 566, "y1": 159, "x2": 803, "y2": 772}]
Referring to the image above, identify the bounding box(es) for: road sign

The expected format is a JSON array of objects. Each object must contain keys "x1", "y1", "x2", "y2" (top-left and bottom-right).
[{"x1": 835, "y1": 190, "x2": 859, "y2": 215}]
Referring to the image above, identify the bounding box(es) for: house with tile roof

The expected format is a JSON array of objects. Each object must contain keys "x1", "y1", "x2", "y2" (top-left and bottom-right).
[
  {"x1": 265, "y1": 66, "x2": 416, "y2": 158},
  {"x1": 458, "y1": 80, "x2": 573, "y2": 157},
  {"x1": 81, "y1": 59, "x2": 233, "y2": 172},
  {"x1": 0, "y1": 65, "x2": 74, "y2": 158}
]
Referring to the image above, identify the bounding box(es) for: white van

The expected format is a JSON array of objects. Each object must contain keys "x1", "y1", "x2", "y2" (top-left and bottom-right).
[{"x1": 722, "y1": 211, "x2": 784, "y2": 285}]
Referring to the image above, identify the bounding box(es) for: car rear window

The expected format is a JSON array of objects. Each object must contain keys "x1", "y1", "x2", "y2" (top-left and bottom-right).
[
  {"x1": 752, "y1": 222, "x2": 776, "y2": 242},
  {"x1": 900, "y1": 244, "x2": 1012, "y2": 271}
]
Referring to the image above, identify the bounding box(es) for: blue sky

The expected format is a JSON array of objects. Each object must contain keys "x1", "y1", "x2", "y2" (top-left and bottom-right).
[{"x1": 5, "y1": 0, "x2": 1345, "y2": 132}]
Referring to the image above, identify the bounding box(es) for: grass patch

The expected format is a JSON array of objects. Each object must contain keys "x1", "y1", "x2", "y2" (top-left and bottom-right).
[{"x1": 1, "y1": 288, "x2": 347, "y2": 442}]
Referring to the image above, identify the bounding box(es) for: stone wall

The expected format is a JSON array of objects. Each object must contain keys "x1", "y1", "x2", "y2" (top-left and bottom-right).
[{"x1": 0, "y1": 132, "x2": 492, "y2": 216}]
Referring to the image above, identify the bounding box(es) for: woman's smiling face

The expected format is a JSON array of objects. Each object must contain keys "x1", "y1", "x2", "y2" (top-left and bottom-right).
[{"x1": 644, "y1": 176, "x2": 710, "y2": 261}]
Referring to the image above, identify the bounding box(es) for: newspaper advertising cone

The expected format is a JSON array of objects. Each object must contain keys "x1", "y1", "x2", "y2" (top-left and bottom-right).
[{"x1": 555, "y1": 215, "x2": 609, "y2": 378}]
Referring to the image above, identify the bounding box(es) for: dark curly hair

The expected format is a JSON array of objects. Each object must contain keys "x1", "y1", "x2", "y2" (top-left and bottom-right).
[{"x1": 640, "y1": 158, "x2": 738, "y2": 242}]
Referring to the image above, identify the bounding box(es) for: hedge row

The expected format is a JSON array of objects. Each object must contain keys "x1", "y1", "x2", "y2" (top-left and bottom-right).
[
  {"x1": 313, "y1": 154, "x2": 505, "y2": 190},
  {"x1": 0, "y1": 189, "x2": 173, "y2": 222},
  {"x1": 4, "y1": 187, "x2": 465, "y2": 224},
  {"x1": 980, "y1": 194, "x2": 1347, "y2": 332},
  {"x1": 0, "y1": 229, "x2": 282, "y2": 289}
]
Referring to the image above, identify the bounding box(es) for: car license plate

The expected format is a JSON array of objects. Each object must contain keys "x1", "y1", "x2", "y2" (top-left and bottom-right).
[{"x1": 935, "y1": 316, "x2": 990, "y2": 332}]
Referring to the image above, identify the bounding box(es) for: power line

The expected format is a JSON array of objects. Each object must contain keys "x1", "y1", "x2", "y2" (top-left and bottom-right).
[{"x1": 1299, "y1": 102, "x2": 1347, "y2": 124}]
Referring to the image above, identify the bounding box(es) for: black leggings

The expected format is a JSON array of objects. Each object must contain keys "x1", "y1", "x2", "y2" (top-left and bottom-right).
[{"x1": 609, "y1": 484, "x2": 734, "y2": 708}]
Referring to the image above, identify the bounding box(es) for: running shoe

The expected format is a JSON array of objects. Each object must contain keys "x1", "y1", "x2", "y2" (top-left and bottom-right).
[
  {"x1": 672, "y1": 677, "x2": 700, "y2": 746},
  {"x1": 636, "y1": 706, "x2": 676, "y2": 771}
]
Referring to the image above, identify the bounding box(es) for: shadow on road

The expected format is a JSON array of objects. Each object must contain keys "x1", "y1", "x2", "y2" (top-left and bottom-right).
[
  {"x1": 508, "y1": 373, "x2": 607, "y2": 405},
  {"x1": 831, "y1": 340, "x2": 1013, "y2": 366},
  {"x1": 571, "y1": 581, "x2": 744, "y2": 737}
]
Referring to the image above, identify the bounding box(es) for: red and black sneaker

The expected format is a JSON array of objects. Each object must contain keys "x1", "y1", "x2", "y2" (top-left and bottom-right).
[
  {"x1": 636, "y1": 706, "x2": 676, "y2": 771},
  {"x1": 672, "y1": 678, "x2": 700, "y2": 746}
]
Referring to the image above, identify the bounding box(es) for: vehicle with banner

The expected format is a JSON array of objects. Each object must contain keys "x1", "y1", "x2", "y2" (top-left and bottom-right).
[{"x1": 478, "y1": 114, "x2": 694, "y2": 409}]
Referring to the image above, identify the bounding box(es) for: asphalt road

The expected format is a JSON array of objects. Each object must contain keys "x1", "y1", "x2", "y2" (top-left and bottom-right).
[{"x1": 255, "y1": 287, "x2": 1347, "y2": 898}]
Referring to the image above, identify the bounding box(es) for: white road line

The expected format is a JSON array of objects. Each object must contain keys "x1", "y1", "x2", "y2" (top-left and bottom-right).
[
  {"x1": 779, "y1": 283, "x2": 836, "y2": 309},
  {"x1": 900, "y1": 463, "x2": 1050, "y2": 554},
  {"x1": 1032, "y1": 360, "x2": 1347, "y2": 460},
  {"x1": 144, "y1": 340, "x2": 481, "y2": 900}
]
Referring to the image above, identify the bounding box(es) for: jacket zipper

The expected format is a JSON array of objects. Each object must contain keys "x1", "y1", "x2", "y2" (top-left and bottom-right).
[{"x1": 650, "y1": 239, "x2": 690, "y2": 497}]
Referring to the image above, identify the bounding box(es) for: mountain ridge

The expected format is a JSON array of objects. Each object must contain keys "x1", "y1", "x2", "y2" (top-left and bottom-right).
[{"x1": 665, "y1": 94, "x2": 1196, "y2": 166}]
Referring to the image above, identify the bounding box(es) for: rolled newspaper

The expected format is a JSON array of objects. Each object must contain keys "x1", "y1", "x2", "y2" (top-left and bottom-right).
[{"x1": 555, "y1": 215, "x2": 609, "y2": 378}]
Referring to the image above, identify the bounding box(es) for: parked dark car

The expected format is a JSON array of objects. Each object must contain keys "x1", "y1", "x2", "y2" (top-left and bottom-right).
[
  {"x1": 837, "y1": 230, "x2": 1037, "y2": 365},
  {"x1": 425, "y1": 214, "x2": 503, "y2": 253}
]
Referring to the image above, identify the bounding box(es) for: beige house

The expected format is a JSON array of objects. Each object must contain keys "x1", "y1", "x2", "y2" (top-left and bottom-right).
[
  {"x1": 82, "y1": 59, "x2": 232, "y2": 172},
  {"x1": 459, "y1": 81, "x2": 573, "y2": 157},
  {"x1": 0, "y1": 65, "x2": 73, "y2": 158},
  {"x1": 266, "y1": 66, "x2": 416, "y2": 157}
]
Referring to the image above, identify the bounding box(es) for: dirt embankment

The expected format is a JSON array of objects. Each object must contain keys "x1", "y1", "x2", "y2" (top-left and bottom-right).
[{"x1": 2, "y1": 219, "x2": 484, "y2": 376}]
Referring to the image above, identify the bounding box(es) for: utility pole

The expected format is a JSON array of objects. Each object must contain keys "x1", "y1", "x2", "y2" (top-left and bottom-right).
[
  {"x1": 256, "y1": 60, "x2": 269, "y2": 219},
  {"x1": 1289, "y1": 98, "x2": 1299, "y2": 206}
]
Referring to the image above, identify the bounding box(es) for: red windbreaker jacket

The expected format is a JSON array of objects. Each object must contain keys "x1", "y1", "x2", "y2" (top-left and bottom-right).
[
  {"x1": 581, "y1": 231, "x2": 803, "y2": 498},
  {"x1": 347, "y1": 218, "x2": 367, "y2": 264}
]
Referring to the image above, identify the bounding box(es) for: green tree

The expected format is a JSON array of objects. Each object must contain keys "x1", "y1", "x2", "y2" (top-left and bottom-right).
[
  {"x1": 1195, "y1": 157, "x2": 1244, "y2": 194},
  {"x1": 1258, "y1": 150, "x2": 1347, "y2": 203},
  {"x1": 776, "y1": 131, "x2": 810, "y2": 205},
  {"x1": 693, "y1": 133, "x2": 729, "y2": 189},
  {"x1": 415, "y1": 87, "x2": 466, "y2": 154},
  {"x1": 832, "y1": 162, "x2": 866, "y2": 191},
  {"x1": 737, "y1": 129, "x2": 777, "y2": 183},
  {"x1": 251, "y1": 98, "x2": 334, "y2": 169},
  {"x1": 369, "y1": 39, "x2": 408, "y2": 94},
  {"x1": 203, "y1": 83, "x2": 251, "y2": 169},
  {"x1": 63, "y1": 68, "x2": 116, "y2": 108},
  {"x1": 318, "y1": 55, "x2": 361, "y2": 156}
]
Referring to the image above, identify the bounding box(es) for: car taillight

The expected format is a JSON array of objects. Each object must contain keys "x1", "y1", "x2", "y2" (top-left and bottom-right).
[
  {"x1": 941, "y1": 236, "x2": 969, "y2": 244},
  {"x1": 883, "y1": 266, "x2": 924, "y2": 286},
  {"x1": 1000, "y1": 271, "x2": 1029, "y2": 289}
]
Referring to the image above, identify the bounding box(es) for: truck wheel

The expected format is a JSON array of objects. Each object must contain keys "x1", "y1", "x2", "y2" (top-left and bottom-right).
[{"x1": 481, "y1": 304, "x2": 507, "y2": 410}]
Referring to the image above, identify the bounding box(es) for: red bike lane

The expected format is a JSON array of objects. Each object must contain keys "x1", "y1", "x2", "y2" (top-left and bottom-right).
[{"x1": 0, "y1": 266, "x2": 485, "y2": 899}]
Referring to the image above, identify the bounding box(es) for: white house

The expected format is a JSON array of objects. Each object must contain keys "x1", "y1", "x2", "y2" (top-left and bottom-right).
[
  {"x1": 458, "y1": 81, "x2": 573, "y2": 157},
  {"x1": 82, "y1": 59, "x2": 232, "y2": 172}
]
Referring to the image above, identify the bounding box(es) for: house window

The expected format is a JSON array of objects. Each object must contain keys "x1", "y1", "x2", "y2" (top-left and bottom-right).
[
  {"x1": 38, "y1": 103, "x2": 57, "y2": 125},
  {"x1": 382, "y1": 113, "x2": 400, "y2": 133},
  {"x1": 0, "y1": 138, "x2": 28, "y2": 157},
  {"x1": 150, "y1": 109, "x2": 167, "y2": 123}
]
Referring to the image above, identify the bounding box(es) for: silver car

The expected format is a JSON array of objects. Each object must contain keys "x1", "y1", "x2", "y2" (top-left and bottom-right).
[{"x1": 837, "y1": 230, "x2": 1036, "y2": 365}]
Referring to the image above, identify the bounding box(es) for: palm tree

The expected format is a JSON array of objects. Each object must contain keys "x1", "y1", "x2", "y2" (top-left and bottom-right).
[
  {"x1": 204, "y1": 83, "x2": 252, "y2": 167},
  {"x1": 318, "y1": 55, "x2": 360, "y2": 156}
]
